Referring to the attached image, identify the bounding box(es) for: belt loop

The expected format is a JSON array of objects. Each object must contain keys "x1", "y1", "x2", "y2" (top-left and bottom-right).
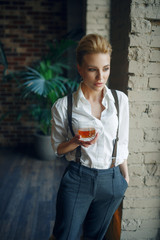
[
  {"x1": 113, "y1": 168, "x2": 115, "y2": 179},
  {"x1": 78, "y1": 163, "x2": 82, "y2": 177}
]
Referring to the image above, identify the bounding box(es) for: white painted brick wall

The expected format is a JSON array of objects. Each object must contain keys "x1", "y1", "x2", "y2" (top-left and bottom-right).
[
  {"x1": 149, "y1": 77, "x2": 160, "y2": 88},
  {"x1": 86, "y1": 0, "x2": 110, "y2": 38},
  {"x1": 131, "y1": 18, "x2": 152, "y2": 34},
  {"x1": 127, "y1": 0, "x2": 160, "y2": 239},
  {"x1": 129, "y1": 90, "x2": 160, "y2": 102}
]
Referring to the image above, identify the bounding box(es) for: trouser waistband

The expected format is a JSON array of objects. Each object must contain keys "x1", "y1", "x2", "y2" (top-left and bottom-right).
[{"x1": 68, "y1": 161, "x2": 119, "y2": 178}]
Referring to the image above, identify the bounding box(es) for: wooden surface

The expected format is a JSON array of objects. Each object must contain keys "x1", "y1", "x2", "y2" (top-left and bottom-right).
[
  {"x1": 105, "y1": 202, "x2": 122, "y2": 240},
  {"x1": 0, "y1": 147, "x2": 67, "y2": 240}
]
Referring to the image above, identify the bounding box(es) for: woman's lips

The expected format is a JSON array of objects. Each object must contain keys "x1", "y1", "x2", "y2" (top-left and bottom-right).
[{"x1": 95, "y1": 82, "x2": 103, "y2": 87}]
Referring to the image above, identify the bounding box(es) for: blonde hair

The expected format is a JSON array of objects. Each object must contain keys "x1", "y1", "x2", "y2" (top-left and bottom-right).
[{"x1": 76, "y1": 33, "x2": 112, "y2": 66}]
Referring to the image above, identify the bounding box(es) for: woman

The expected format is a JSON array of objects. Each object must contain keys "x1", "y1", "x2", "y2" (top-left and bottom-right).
[{"x1": 50, "y1": 33, "x2": 129, "y2": 240}]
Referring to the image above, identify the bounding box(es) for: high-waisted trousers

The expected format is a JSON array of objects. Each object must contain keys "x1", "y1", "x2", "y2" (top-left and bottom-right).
[{"x1": 52, "y1": 161, "x2": 128, "y2": 240}]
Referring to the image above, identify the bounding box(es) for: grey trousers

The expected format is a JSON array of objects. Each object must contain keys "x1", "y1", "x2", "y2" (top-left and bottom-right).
[{"x1": 52, "y1": 161, "x2": 128, "y2": 240}]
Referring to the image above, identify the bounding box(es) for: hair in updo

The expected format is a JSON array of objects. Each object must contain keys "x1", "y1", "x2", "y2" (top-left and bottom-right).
[{"x1": 76, "y1": 33, "x2": 112, "y2": 66}]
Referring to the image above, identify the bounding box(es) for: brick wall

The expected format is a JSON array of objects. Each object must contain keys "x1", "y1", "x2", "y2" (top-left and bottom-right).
[
  {"x1": 123, "y1": 0, "x2": 160, "y2": 239},
  {"x1": 0, "y1": 0, "x2": 67, "y2": 146},
  {"x1": 86, "y1": 0, "x2": 110, "y2": 39}
]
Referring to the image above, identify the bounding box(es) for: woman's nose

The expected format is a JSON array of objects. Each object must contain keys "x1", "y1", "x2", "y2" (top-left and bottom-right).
[{"x1": 96, "y1": 70, "x2": 103, "y2": 80}]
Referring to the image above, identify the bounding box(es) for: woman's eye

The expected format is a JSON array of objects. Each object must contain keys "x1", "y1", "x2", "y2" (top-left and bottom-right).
[
  {"x1": 88, "y1": 68, "x2": 96, "y2": 72},
  {"x1": 104, "y1": 67, "x2": 109, "y2": 71}
]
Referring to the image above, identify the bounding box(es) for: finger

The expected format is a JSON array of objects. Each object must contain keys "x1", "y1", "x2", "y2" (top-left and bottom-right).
[
  {"x1": 70, "y1": 135, "x2": 81, "y2": 146},
  {"x1": 81, "y1": 143, "x2": 91, "y2": 148},
  {"x1": 74, "y1": 134, "x2": 80, "y2": 139},
  {"x1": 88, "y1": 133, "x2": 99, "y2": 144},
  {"x1": 81, "y1": 141, "x2": 93, "y2": 147},
  {"x1": 78, "y1": 132, "x2": 99, "y2": 147}
]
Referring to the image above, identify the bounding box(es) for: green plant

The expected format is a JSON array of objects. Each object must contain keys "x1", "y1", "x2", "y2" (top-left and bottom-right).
[{"x1": 19, "y1": 39, "x2": 78, "y2": 135}]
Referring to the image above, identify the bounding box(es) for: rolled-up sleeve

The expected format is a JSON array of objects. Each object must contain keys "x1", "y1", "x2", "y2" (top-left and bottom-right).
[
  {"x1": 116, "y1": 92, "x2": 129, "y2": 165},
  {"x1": 51, "y1": 97, "x2": 68, "y2": 156}
]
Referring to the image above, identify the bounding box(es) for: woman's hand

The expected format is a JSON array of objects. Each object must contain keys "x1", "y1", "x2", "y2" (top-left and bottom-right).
[
  {"x1": 70, "y1": 133, "x2": 99, "y2": 148},
  {"x1": 79, "y1": 133, "x2": 99, "y2": 147},
  {"x1": 124, "y1": 175, "x2": 129, "y2": 185},
  {"x1": 57, "y1": 133, "x2": 99, "y2": 155},
  {"x1": 119, "y1": 159, "x2": 129, "y2": 185}
]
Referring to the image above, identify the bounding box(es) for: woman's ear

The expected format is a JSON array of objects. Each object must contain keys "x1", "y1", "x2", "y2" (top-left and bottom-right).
[{"x1": 77, "y1": 64, "x2": 82, "y2": 76}]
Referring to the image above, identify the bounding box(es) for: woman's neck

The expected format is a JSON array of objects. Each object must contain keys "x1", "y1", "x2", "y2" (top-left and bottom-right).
[{"x1": 81, "y1": 82, "x2": 104, "y2": 103}]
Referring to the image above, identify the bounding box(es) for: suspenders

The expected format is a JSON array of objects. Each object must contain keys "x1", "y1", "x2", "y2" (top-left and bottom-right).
[
  {"x1": 67, "y1": 93, "x2": 81, "y2": 162},
  {"x1": 110, "y1": 89, "x2": 119, "y2": 168},
  {"x1": 67, "y1": 89, "x2": 119, "y2": 167}
]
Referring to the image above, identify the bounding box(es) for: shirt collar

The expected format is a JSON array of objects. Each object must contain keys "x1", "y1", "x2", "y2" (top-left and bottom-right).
[
  {"x1": 74, "y1": 82, "x2": 88, "y2": 107},
  {"x1": 103, "y1": 85, "x2": 115, "y2": 103},
  {"x1": 74, "y1": 83, "x2": 115, "y2": 107}
]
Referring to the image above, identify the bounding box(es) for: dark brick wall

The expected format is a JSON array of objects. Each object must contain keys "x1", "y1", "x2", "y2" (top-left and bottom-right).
[{"x1": 0, "y1": 0, "x2": 67, "y2": 146}]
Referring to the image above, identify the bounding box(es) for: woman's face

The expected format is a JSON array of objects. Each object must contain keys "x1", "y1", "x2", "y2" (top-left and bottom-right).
[{"x1": 77, "y1": 53, "x2": 110, "y2": 92}]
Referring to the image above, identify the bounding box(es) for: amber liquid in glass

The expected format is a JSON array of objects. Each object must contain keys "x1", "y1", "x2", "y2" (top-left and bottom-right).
[{"x1": 78, "y1": 128, "x2": 96, "y2": 140}]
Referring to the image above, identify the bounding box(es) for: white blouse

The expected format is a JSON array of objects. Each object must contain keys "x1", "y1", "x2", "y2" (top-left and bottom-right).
[{"x1": 51, "y1": 84, "x2": 129, "y2": 169}]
